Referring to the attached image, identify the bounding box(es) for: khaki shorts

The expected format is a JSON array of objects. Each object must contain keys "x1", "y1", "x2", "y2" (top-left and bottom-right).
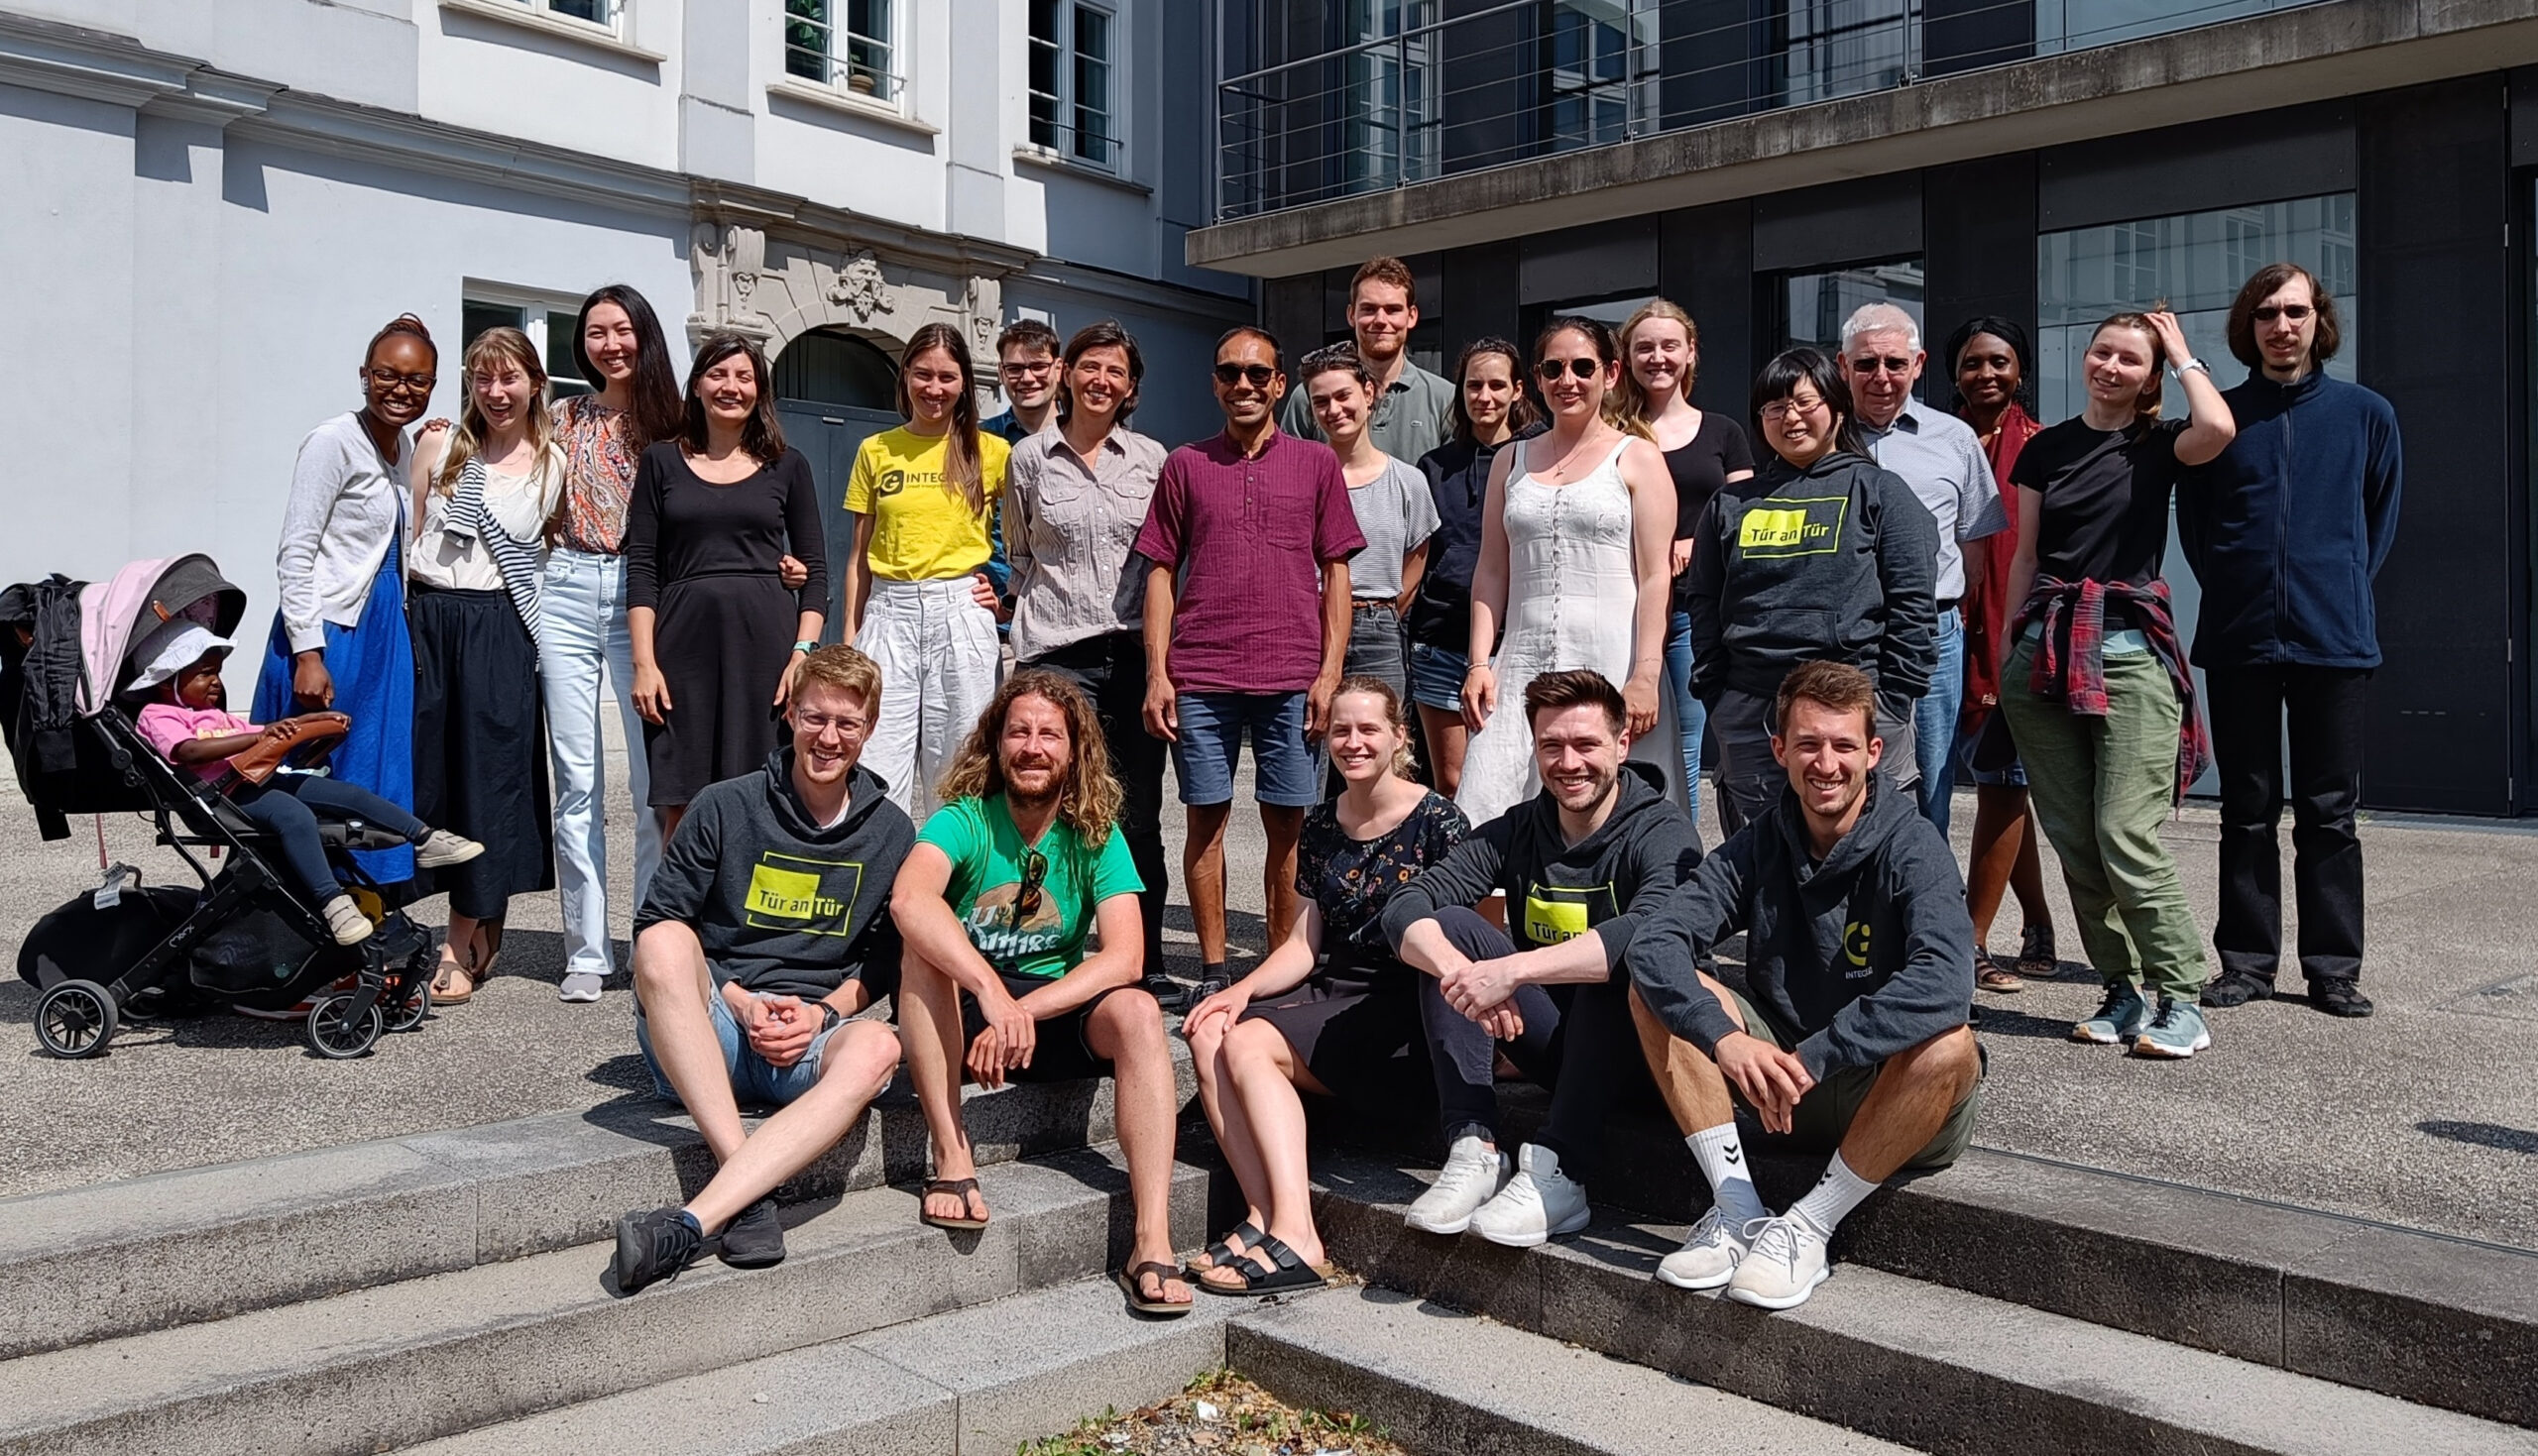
[{"x1": 1725, "y1": 987, "x2": 1982, "y2": 1172}]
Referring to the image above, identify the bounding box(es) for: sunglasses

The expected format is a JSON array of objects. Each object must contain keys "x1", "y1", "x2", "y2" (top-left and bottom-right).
[
  {"x1": 1847, "y1": 355, "x2": 1915, "y2": 376},
  {"x1": 1213, "y1": 362, "x2": 1276, "y2": 388},
  {"x1": 1014, "y1": 847, "x2": 1050, "y2": 923},
  {"x1": 2251, "y1": 304, "x2": 2314, "y2": 323},
  {"x1": 1536, "y1": 357, "x2": 1603, "y2": 381}
]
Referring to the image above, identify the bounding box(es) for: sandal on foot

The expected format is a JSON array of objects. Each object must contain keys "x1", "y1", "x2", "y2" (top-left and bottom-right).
[
  {"x1": 918, "y1": 1177, "x2": 988, "y2": 1231},
  {"x1": 1199, "y1": 1234, "x2": 1335, "y2": 1296},
  {"x1": 1116, "y1": 1261, "x2": 1195, "y2": 1316},
  {"x1": 430, "y1": 956, "x2": 482, "y2": 1006},
  {"x1": 2017, "y1": 924, "x2": 2057, "y2": 977},
  {"x1": 1975, "y1": 950, "x2": 2024, "y2": 994},
  {"x1": 1188, "y1": 1219, "x2": 1263, "y2": 1275}
]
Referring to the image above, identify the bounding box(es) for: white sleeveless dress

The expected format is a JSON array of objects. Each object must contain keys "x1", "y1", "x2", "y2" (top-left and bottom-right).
[{"x1": 1455, "y1": 437, "x2": 1681, "y2": 827}]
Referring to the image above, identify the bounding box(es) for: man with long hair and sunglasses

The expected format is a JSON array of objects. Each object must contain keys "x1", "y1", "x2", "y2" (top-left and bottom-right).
[{"x1": 889, "y1": 671, "x2": 1191, "y2": 1315}]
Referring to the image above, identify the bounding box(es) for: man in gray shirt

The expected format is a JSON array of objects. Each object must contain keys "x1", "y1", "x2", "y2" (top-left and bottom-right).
[
  {"x1": 1839, "y1": 302, "x2": 2007, "y2": 837},
  {"x1": 1279, "y1": 257, "x2": 1456, "y2": 466}
]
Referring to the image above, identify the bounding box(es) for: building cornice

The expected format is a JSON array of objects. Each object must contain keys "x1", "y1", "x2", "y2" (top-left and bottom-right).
[
  {"x1": 688, "y1": 180, "x2": 1041, "y2": 280},
  {"x1": 0, "y1": 9, "x2": 209, "y2": 109}
]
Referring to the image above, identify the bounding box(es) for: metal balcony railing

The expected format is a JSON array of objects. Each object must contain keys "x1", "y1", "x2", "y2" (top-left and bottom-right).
[{"x1": 1213, "y1": 0, "x2": 2329, "y2": 222}]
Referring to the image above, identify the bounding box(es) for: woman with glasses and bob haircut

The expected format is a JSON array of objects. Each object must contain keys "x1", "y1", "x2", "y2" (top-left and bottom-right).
[
  {"x1": 1454, "y1": 315, "x2": 1680, "y2": 827},
  {"x1": 250, "y1": 313, "x2": 440, "y2": 887},
  {"x1": 1681, "y1": 347, "x2": 1938, "y2": 837}
]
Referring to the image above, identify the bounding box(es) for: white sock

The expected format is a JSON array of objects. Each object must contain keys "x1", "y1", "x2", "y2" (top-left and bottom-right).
[
  {"x1": 1685, "y1": 1125, "x2": 1769, "y2": 1225},
  {"x1": 1788, "y1": 1152, "x2": 1881, "y2": 1236}
]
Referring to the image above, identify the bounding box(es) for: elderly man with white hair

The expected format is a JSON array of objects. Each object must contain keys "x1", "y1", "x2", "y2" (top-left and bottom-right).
[{"x1": 1837, "y1": 302, "x2": 2007, "y2": 837}]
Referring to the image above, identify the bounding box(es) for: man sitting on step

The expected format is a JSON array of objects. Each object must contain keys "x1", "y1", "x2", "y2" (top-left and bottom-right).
[
  {"x1": 613, "y1": 646, "x2": 915, "y2": 1294},
  {"x1": 1626, "y1": 659, "x2": 1982, "y2": 1311},
  {"x1": 890, "y1": 671, "x2": 1191, "y2": 1316}
]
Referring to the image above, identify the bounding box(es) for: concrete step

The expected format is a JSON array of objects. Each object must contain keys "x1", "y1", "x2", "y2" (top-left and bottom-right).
[
  {"x1": 1323, "y1": 1089, "x2": 2538, "y2": 1427},
  {"x1": 1230, "y1": 1284, "x2": 1918, "y2": 1455},
  {"x1": 0, "y1": 1144, "x2": 1208, "y2": 1456},
  {"x1": 0, "y1": 1046, "x2": 1195, "y2": 1361},
  {"x1": 1308, "y1": 1151, "x2": 2538, "y2": 1456},
  {"x1": 403, "y1": 1275, "x2": 1239, "y2": 1456}
]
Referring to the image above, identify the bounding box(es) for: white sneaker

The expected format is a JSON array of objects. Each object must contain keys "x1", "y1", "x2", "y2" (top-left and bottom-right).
[
  {"x1": 557, "y1": 972, "x2": 605, "y2": 1004},
  {"x1": 1405, "y1": 1134, "x2": 1510, "y2": 1235},
  {"x1": 1468, "y1": 1144, "x2": 1590, "y2": 1248},
  {"x1": 1724, "y1": 1213, "x2": 1831, "y2": 1310},
  {"x1": 1656, "y1": 1204, "x2": 1751, "y2": 1290},
  {"x1": 320, "y1": 895, "x2": 374, "y2": 947},
  {"x1": 413, "y1": 831, "x2": 485, "y2": 870}
]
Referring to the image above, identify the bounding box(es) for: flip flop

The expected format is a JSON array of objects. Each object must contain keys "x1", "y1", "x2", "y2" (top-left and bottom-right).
[
  {"x1": 918, "y1": 1177, "x2": 988, "y2": 1230},
  {"x1": 1187, "y1": 1219, "x2": 1263, "y2": 1275},
  {"x1": 1116, "y1": 1261, "x2": 1195, "y2": 1317},
  {"x1": 1198, "y1": 1234, "x2": 1336, "y2": 1296},
  {"x1": 430, "y1": 955, "x2": 481, "y2": 1006}
]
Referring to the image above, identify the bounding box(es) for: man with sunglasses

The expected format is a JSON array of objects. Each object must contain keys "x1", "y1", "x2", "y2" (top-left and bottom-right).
[
  {"x1": 1837, "y1": 303, "x2": 2007, "y2": 838},
  {"x1": 2179, "y1": 265, "x2": 2403, "y2": 1020},
  {"x1": 1278, "y1": 256, "x2": 1455, "y2": 465},
  {"x1": 1138, "y1": 326, "x2": 1364, "y2": 1004}
]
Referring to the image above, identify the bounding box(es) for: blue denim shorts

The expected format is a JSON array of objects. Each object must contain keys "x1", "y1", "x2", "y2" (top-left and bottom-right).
[
  {"x1": 1172, "y1": 691, "x2": 1317, "y2": 807},
  {"x1": 1408, "y1": 642, "x2": 1468, "y2": 713},
  {"x1": 636, "y1": 983, "x2": 843, "y2": 1109},
  {"x1": 1955, "y1": 718, "x2": 2027, "y2": 788}
]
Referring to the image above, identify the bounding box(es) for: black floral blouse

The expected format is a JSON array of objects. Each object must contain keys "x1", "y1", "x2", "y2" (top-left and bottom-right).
[{"x1": 1296, "y1": 790, "x2": 1469, "y2": 977}]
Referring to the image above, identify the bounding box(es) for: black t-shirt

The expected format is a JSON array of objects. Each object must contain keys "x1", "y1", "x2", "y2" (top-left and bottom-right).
[
  {"x1": 1664, "y1": 411, "x2": 1758, "y2": 542},
  {"x1": 2010, "y1": 416, "x2": 2187, "y2": 599}
]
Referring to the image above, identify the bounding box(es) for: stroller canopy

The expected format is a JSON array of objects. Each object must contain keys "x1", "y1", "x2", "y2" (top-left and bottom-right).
[{"x1": 76, "y1": 555, "x2": 248, "y2": 714}]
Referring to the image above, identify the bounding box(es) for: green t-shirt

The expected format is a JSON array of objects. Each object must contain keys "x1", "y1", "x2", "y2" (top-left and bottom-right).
[{"x1": 916, "y1": 795, "x2": 1143, "y2": 979}]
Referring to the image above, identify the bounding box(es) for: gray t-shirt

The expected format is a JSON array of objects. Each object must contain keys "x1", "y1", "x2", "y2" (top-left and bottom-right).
[{"x1": 1344, "y1": 457, "x2": 1442, "y2": 599}]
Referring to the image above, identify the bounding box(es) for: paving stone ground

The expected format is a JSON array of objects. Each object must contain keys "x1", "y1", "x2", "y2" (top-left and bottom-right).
[{"x1": 3, "y1": 722, "x2": 2533, "y2": 1250}]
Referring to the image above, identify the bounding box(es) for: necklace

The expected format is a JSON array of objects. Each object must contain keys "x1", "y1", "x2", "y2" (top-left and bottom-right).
[{"x1": 1534, "y1": 424, "x2": 1609, "y2": 482}]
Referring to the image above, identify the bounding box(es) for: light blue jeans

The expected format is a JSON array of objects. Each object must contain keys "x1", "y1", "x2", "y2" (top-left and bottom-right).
[
  {"x1": 539, "y1": 550, "x2": 663, "y2": 978},
  {"x1": 1912, "y1": 608, "x2": 1965, "y2": 835},
  {"x1": 1662, "y1": 610, "x2": 1706, "y2": 824}
]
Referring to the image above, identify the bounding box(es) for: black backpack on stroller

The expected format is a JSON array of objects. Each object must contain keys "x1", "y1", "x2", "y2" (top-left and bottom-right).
[{"x1": 1, "y1": 555, "x2": 435, "y2": 1060}]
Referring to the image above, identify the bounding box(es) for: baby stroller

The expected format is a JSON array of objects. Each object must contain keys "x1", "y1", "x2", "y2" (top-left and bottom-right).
[{"x1": 1, "y1": 555, "x2": 435, "y2": 1060}]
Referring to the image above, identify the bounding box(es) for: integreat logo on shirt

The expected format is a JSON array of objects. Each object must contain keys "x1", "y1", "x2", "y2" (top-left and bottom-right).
[
  {"x1": 1737, "y1": 496, "x2": 1848, "y2": 558},
  {"x1": 745, "y1": 853, "x2": 864, "y2": 938}
]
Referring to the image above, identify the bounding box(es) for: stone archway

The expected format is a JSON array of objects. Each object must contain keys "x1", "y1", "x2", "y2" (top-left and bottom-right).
[{"x1": 687, "y1": 222, "x2": 1013, "y2": 388}]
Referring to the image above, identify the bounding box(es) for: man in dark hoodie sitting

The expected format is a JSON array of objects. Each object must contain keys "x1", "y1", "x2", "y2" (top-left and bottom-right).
[
  {"x1": 1627, "y1": 660, "x2": 1980, "y2": 1312},
  {"x1": 1382, "y1": 669, "x2": 1698, "y2": 1248},
  {"x1": 612, "y1": 645, "x2": 916, "y2": 1294}
]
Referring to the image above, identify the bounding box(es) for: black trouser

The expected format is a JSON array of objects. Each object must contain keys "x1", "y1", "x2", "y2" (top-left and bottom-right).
[
  {"x1": 1415, "y1": 905, "x2": 1645, "y2": 1178},
  {"x1": 1026, "y1": 630, "x2": 1169, "y2": 978},
  {"x1": 2204, "y1": 663, "x2": 2369, "y2": 986}
]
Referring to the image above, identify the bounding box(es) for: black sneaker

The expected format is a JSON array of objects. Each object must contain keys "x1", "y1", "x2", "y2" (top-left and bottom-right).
[
  {"x1": 613, "y1": 1206, "x2": 703, "y2": 1294},
  {"x1": 2309, "y1": 979, "x2": 2374, "y2": 1018},
  {"x1": 2200, "y1": 970, "x2": 2274, "y2": 1009},
  {"x1": 1140, "y1": 972, "x2": 1189, "y2": 1011},
  {"x1": 1191, "y1": 975, "x2": 1230, "y2": 1006},
  {"x1": 718, "y1": 1195, "x2": 787, "y2": 1269}
]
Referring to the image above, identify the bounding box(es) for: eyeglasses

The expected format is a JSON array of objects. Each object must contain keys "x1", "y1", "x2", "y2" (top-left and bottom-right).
[
  {"x1": 366, "y1": 368, "x2": 436, "y2": 394},
  {"x1": 1846, "y1": 355, "x2": 1915, "y2": 376},
  {"x1": 1213, "y1": 362, "x2": 1276, "y2": 388},
  {"x1": 794, "y1": 712, "x2": 871, "y2": 739},
  {"x1": 999, "y1": 359, "x2": 1058, "y2": 378},
  {"x1": 1760, "y1": 396, "x2": 1828, "y2": 422},
  {"x1": 2251, "y1": 304, "x2": 2314, "y2": 323},
  {"x1": 1536, "y1": 358, "x2": 1602, "y2": 381},
  {"x1": 1014, "y1": 846, "x2": 1050, "y2": 923}
]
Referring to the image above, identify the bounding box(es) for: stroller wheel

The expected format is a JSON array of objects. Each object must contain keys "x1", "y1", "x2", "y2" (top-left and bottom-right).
[
  {"x1": 305, "y1": 993, "x2": 384, "y2": 1060},
  {"x1": 36, "y1": 979, "x2": 119, "y2": 1059},
  {"x1": 387, "y1": 979, "x2": 432, "y2": 1034}
]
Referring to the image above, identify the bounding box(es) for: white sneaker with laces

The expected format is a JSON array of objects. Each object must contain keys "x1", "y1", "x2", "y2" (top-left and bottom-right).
[
  {"x1": 1469, "y1": 1143, "x2": 1590, "y2": 1248},
  {"x1": 1724, "y1": 1213, "x2": 1831, "y2": 1310},
  {"x1": 1656, "y1": 1204, "x2": 1751, "y2": 1289},
  {"x1": 1405, "y1": 1134, "x2": 1510, "y2": 1235}
]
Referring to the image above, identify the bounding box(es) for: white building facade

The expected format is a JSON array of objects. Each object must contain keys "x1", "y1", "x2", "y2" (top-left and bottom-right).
[{"x1": 0, "y1": 0, "x2": 1250, "y2": 654}]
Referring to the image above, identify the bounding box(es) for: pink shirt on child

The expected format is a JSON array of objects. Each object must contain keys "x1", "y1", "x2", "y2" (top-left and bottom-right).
[{"x1": 136, "y1": 703, "x2": 257, "y2": 784}]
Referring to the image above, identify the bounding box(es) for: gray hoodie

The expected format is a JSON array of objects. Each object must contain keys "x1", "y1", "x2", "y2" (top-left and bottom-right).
[
  {"x1": 1626, "y1": 774, "x2": 1972, "y2": 1080},
  {"x1": 634, "y1": 749, "x2": 916, "y2": 1000}
]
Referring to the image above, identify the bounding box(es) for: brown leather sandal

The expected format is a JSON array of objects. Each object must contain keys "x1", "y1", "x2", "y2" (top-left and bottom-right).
[
  {"x1": 918, "y1": 1177, "x2": 988, "y2": 1230},
  {"x1": 1116, "y1": 1261, "x2": 1194, "y2": 1316}
]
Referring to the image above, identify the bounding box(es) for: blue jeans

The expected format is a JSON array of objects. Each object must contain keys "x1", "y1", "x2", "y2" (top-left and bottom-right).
[
  {"x1": 1912, "y1": 608, "x2": 1965, "y2": 834},
  {"x1": 636, "y1": 982, "x2": 843, "y2": 1108},
  {"x1": 232, "y1": 774, "x2": 427, "y2": 903},
  {"x1": 539, "y1": 550, "x2": 663, "y2": 977},
  {"x1": 1171, "y1": 691, "x2": 1317, "y2": 807},
  {"x1": 1662, "y1": 611, "x2": 1706, "y2": 824}
]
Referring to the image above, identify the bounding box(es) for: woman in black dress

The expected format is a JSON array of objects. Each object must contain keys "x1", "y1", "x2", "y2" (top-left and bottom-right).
[
  {"x1": 1181, "y1": 677, "x2": 1468, "y2": 1292},
  {"x1": 627, "y1": 332, "x2": 829, "y2": 838}
]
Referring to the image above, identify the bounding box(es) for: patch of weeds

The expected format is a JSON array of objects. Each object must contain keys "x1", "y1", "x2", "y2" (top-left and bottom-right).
[{"x1": 1021, "y1": 1369, "x2": 1404, "y2": 1456}]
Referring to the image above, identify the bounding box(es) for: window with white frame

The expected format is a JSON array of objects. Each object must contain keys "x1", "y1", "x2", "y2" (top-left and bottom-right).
[
  {"x1": 785, "y1": 0, "x2": 898, "y2": 102},
  {"x1": 1028, "y1": 0, "x2": 1119, "y2": 168},
  {"x1": 462, "y1": 291, "x2": 594, "y2": 400},
  {"x1": 498, "y1": 0, "x2": 618, "y2": 28}
]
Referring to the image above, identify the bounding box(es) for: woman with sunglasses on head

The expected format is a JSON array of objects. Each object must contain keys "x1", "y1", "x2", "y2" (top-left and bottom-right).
[
  {"x1": 1944, "y1": 317, "x2": 2057, "y2": 995},
  {"x1": 1619, "y1": 299, "x2": 1755, "y2": 825},
  {"x1": 405, "y1": 326, "x2": 564, "y2": 1005},
  {"x1": 627, "y1": 333, "x2": 829, "y2": 842},
  {"x1": 1408, "y1": 338, "x2": 1543, "y2": 798},
  {"x1": 1682, "y1": 349, "x2": 1938, "y2": 837},
  {"x1": 1456, "y1": 317, "x2": 1679, "y2": 826},
  {"x1": 250, "y1": 313, "x2": 440, "y2": 888},
  {"x1": 842, "y1": 323, "x2": 1010, "y2": 818}
]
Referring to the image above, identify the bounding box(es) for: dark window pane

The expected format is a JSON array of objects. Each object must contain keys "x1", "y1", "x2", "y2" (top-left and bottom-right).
[
  {"x1": 772, "y1": 328, "x2": 900, "y2": 409},
  {"x1": 463, "y1": 301, "x2": 524, "y2": 352},
  {"x1": 545, "y1": 0, "x2": 608, "y2": 23},
  {"x1": 784, "y1": 0, "x2": 829, "y2": 80}
]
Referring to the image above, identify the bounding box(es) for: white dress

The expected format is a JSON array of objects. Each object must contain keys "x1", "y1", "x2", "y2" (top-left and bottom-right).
[{"x1": 1455, "y1": 437, "x2": 1681, "y2": 827}]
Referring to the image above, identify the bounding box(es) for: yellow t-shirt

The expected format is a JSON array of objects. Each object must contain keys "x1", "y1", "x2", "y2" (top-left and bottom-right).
[{"x1": 845, "y1": 426, "x2": 1008, "y2": 581}]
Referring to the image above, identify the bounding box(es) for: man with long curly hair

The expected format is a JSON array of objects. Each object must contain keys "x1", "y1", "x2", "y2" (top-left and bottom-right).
[{"x1": 887, "y1": 670, "x2": 1189, "y2": 1314}]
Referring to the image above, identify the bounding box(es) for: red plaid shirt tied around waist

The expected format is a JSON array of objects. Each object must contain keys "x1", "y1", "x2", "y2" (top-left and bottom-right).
[{"x1": 2010, "y1": 575, "x2": 2211, "y2": 807}]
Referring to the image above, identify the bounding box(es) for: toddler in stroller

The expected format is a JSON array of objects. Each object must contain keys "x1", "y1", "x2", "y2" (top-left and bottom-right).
[{"x1": 130, "y1": 622, "x2": 484, "y2": 945}]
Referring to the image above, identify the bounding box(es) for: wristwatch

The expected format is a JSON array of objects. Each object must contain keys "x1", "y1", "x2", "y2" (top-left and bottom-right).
[
  {"x1": 792, "y1": 639, "x2": 817, "y2": 654},
  {"x1": 2176, "y1": 357, "x2": 2210, "y2": 377},
  {"x1": 818, "y1": 1003, "x2": 841, "y2": 1033}
]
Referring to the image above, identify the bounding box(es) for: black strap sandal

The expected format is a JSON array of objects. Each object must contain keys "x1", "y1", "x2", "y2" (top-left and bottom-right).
[
  {"x1": 1187, "y1": 1219, "x2": 1263, "y2": 1274},
  {"x1": 1198, "y1": 1233, "x2": 1335, "y2": 1296},
  {"x1": 1116, "y1": 1261, "x2": 1195, "y2": 1316},
  {"x1": 918, "y1": 1177, "x2": 988, "y2": 1230}
]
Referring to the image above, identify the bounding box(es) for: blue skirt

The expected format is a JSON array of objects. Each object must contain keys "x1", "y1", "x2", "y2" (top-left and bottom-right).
[{"x1": 253, "y1": 543, "x2": 415, "y2": 885}]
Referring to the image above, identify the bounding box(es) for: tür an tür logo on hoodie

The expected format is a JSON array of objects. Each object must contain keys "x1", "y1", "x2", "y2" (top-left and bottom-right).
[{"x1": 744, "y1": 853, "x2": 865, "y2": 938}]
